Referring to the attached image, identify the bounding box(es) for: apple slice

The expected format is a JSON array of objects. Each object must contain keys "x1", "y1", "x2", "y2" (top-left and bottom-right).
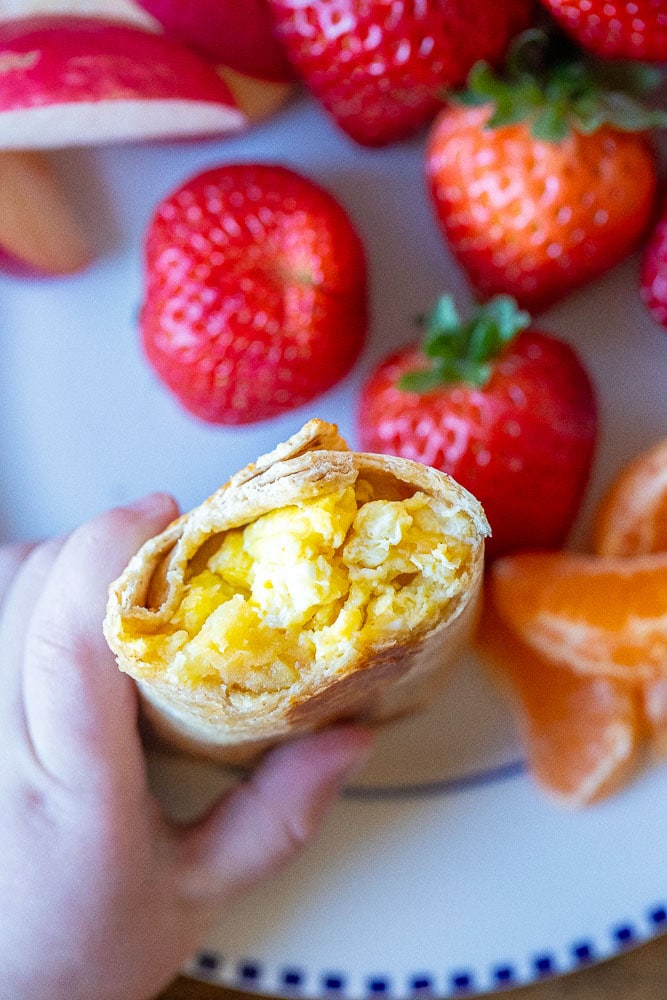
[
  {"x1": 135, "y1": 0, "x2": 294, "y2": 82},
  {"x1": 0, "y1": 16, "x2": 246, "y2": 148},
  {"x1": 217, "y1": 66, "x2": 295, "y2": 122},
  {"x1": 0, "y1": 0, "x2": 158, "y2": 29},
  {"x1": 0, "y1": 150, "x2": 92, "y2": 275}
]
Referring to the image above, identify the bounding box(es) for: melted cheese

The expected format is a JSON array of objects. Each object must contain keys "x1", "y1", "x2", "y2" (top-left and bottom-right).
[{"x1": 125, "y1": 480, "x2": 477, "y2": 694}]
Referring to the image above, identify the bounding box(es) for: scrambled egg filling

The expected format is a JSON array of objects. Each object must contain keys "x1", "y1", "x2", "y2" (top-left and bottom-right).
[{"x1": 126, "y1": 481, "x2": 476, "y2": 693}]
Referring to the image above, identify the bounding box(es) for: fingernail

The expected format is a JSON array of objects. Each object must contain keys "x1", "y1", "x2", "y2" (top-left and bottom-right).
[
  {"x1": 339, "y1": 731, "x2": 375, "y2": 784},
  {"x1": 125, "y1": 492, "x2": 177, "y2": 516}
]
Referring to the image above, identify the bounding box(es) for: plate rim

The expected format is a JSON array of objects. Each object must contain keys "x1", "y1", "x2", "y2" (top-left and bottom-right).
[{"x1": 184, "y1": 904, "x2": 667, "y2": 999}]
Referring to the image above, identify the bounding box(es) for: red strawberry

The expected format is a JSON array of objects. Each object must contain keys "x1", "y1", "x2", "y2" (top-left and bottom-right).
[
  {"x1": 426, "y1": 33, "x2": 662, "y2": 311},
  {"x1": 539, "y1": 0, "x2": 667, "y2": 62},
  {"x1": 141, "y1": 163, "x2": 367, "y2": 424},
  {"x1": 265, "y1": 0, "x2": 534, "y2": 146},
  {"x1": 357, "y1": 295, "x2": 598, "y2": 559},
  {"x1": 640, "y1": 199, "x2": 667, "y2": 329}
]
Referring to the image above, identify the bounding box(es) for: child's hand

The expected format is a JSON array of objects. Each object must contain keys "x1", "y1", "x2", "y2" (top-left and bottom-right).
[{"x1": 0, "y1": 495, "x2": 372, "y2": 1000}]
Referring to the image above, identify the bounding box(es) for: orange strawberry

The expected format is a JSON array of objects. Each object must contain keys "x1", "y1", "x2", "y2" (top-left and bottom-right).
[{"x1": 426, "y1": 30, "x2": 663, "y2": 311}]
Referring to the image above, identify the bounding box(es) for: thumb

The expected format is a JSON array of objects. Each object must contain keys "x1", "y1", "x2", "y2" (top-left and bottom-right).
[
  {"x1": 21, "y1": 493, "x2": 179, "y2": 791},
  {"x1": 175, "y1": 724, "x2": 373, "y2": 905}
]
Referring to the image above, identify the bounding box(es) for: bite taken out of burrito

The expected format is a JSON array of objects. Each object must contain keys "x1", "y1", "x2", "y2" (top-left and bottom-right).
[{"x1": 103, "y1": 420, "x2": 490, "y2": 764}]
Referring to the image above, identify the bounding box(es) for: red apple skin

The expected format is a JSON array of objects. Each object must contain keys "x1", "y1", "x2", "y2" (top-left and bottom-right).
[
  {"x1": 0, "y1": 247, "x2": 89, "y2": 278},
  {"x1": 0, "y1": 247, "x2": 50, "y2": 277},
  {"x1": 0, "y1": 15, "x2": 242, "y2": 113},
  {"x1": 136, "y1": 0, "x2": 294, "y2": 82}
]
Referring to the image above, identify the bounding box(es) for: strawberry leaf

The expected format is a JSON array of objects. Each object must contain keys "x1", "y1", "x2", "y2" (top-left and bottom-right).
[
  {"x1": 532, "y1": 104, "x2": 569, "y2": 142},
  {"x1": 478, "y1": 294, "x2": 531, "y2": 348},
  {"x1": 454, "y1": 26, "x2": 667, "y2": 141},
  {"x1": 596, "y1": 60, "x2": 664, "y2": 98},
  {"x1": 398, "y1": 295, "x2": 530, "y2": 393},
  {"x1": 423, "y1": 294, "x2": 463, "y2": 350},
  {"x1": 594, "y1": 92, "x2": 667, "y2": 132},
  {"x1": 570, "y1": 92, "x2": 607, "y2": 135},
  {"x1": 400, "y1": 367, "x2": 450, "y2": 394}
]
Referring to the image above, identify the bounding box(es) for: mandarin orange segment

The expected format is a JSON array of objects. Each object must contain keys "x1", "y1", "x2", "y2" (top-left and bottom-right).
[
  {"x1": 475, "y1": 595, "x2": 640, "y2": 806},
  {"x1": 593, "y1": 437, "x2": 667, "y2": 558},
  {"x1": 591, "y1": 438, "x2": 667, "y2": 752},
  {"x1": 489, "y1": 552, "x2": 667, "y2": 682},
  {"x1": 643, "y1": 678, "x2": 667, "y2": 758}
]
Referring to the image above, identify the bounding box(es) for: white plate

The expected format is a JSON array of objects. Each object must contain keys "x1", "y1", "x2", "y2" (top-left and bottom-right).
[{"x1": 1, "y1": 93, "x2": 665, "y2": 999}]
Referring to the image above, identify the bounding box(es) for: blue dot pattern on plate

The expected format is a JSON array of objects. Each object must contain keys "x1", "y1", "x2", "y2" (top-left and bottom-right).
[
  {"x1": 533, "y1": 954, "x2": 555, "y2": 976},
  {"x1": 450, "y1": 971, "x2": 474, "y2": 993},
  {"x1": 239, "y1": 961, "x2": 261, "y2": 981},
  {"x1": 195, "y1": 951, "x2": 221, "y2": 973},
  {"x1": 614, "y1": 925, "x2": 636, "y2": 945},
  {"x1": 282, "y1": 969, "x2": 305, "y2": 988},
  {"x1": 323, "y1": 974, "x2": 346, "y2": 992},
  {"x1": 573, "y1": 942, "x2": 595, "y2": 963},
  {"x1": 493, "y1": 965, "x2": 515, "y2": 984},
  {"x1": 410, "y1": 975, "x2": 433, "y2": 992},
  {"x1": 191, "y1": 898, "x2": 667, "y2": 998}
]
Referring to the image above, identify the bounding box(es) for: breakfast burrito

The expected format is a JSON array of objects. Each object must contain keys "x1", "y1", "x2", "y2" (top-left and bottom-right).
[{"x1": 104, "y1": 420, "x2": 489, "y2": 763}]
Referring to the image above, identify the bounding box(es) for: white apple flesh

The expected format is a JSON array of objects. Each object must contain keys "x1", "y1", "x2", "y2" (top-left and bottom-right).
[
  {"x1": 217, "y1": 66, "x2": 295, "y2": 122},
  {"x1": 0, "y1": 15, "x2": 246, "y2": 148}
]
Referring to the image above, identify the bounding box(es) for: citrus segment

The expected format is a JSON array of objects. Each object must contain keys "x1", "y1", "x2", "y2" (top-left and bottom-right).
[
  {"x1": 591, "y1": 439, "x2": 667, "y2": 754},
  {"x1": 489, "y1": 552, "x2": 667, "y2": 681},
  {"x1": 642, "y1": 678, "x2": 667, "y2": 758},
  {"x1": 476, "y1": 596, "x2": 640, "y2": 806},
  {"x1": 593, "y1": 437, "x2": 667, "y2": 558}
]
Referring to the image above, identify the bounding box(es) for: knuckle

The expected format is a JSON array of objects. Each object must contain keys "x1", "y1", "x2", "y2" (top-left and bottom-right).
[
  {"x1": 25, "y1": 619, "x2": 83, "y2": 676},
  {"x1": 246, "y1": 779, "x2": 312, "y2": 861}
]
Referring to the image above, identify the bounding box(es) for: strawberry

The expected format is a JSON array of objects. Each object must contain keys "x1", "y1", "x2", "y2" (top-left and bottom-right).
[
  {"x1": 357, "y1": 295, "x2": 598, "y2": 559},
  {"x1": 539, "y1": 0, "x2": 667, "y2": 62},
  {"x1": 426, "y1": 31, "x2": 663, "y2": 311},
  {"x1": 640, "y1": 198, "x2": 667, "y2": 329},
  {"x1": 140, "y1": 163, "x2": 367, "y2": 424},
  {"x1": 265, "y1": 0, "x2": 534, "y2": 146}
]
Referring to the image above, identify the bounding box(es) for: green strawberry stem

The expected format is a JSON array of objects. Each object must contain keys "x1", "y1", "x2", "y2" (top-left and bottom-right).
[
  {"x1": 399, "y1": 295, "x2": 530, "y2": 392},
  {"x1": 456, "y1": 26, "x2": 667, "y2": 141}
]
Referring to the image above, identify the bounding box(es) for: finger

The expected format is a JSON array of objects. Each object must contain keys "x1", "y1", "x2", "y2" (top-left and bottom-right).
[
  {"x1": 0, "y1": 542, "x2": 36, "y2": 609},
  {"x1": 21, "y1": 493, "x2": 179, "y2": 792},
  {"x1": 0, "y1": 538, "x2": 65, "y2": 748},
  {"x1": 175, "y1": 725, "x2": 373, "y2": 905}
]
